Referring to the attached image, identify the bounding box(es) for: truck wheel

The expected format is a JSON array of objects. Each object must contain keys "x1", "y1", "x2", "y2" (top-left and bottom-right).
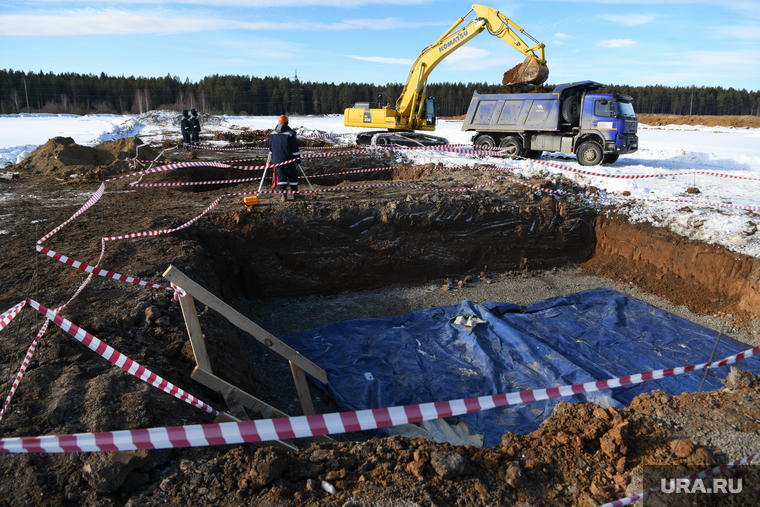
[
  {"x1": 561, "y1": 96, "x2": 581, "y2": 125},
  {"x1": 474, "y1": 135, "x2": 496, "y2": 148},
  {"x1": 577, "y1": 141, "x2": 603, "y2": 166},
  {"x1": 602, "y1": 154, "x2": 619, "y2": 164},
  {"x1": 499, "y1": 137, "x2": 523, "y2": 158}
]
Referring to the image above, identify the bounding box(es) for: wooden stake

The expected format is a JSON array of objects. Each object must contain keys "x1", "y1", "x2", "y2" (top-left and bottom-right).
[
  {"x1": 289, "y1": 361, "x2": 315, "y2": 416},
  {"x1": 177, "y1": 293, "x2": 212, "y2": 372}
]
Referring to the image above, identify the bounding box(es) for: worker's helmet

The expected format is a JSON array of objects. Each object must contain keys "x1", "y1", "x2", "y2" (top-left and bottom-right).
[
  {"x1": 278, "y1": 115, "x2": 289, "y2": 124},
  {"x1": 182, "y1": 109, "x2": 189, "y2": 117},
  {"x1": 191, "y1": 109, "x2": 197, "y2": 116}
]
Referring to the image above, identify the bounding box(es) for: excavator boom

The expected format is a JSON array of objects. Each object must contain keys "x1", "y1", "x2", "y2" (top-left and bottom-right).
[{"x1": 344, "y1": 4, "x2": 549, "y2": 143}]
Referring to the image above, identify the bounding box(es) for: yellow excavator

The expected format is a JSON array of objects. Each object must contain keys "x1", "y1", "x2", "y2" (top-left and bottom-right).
[{"x1": 344, "y1": 4, "x2": 549, "y2": 146}]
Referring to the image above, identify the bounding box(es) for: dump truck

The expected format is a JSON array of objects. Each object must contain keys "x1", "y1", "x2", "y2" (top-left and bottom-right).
[
  {"x1": 344, "y1": 4, "x2": 549, "y2": 146},
  {"x1": 462, "y1": 81, "x2": 638, "y2": 165}
]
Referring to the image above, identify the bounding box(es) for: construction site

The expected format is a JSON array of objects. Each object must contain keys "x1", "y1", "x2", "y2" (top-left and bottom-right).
[
  {"x1": 0, "y1": 101, "x2": 758, "y2": 507},
  {"x1": 4, "y1": 4, "x2": 760, "y2": 503}
]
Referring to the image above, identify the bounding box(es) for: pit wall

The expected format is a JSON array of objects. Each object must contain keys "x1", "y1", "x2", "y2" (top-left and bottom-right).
[
  {"x1": 199, "y1": 194, "x2": 597, "y2": 301},
  {"x1": 591, "y1": 216, "x2": 760, "y2": 320}
]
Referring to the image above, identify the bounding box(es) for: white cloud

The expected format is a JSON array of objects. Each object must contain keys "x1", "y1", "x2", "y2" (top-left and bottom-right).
[
  {"x1": 598, "y1": 14, "x2": 655, "y2": 26},
  {"x1": 346, "y1": 55, "x2": 414, "y2": 65},
  {"x1": 594, "y1": 49, "x2": 760, "y2": 87},
  {"x1": 338, "y1": 18, "x2": 447, "y2": 30},
  {"x1": 553, "y1": 32, "x2": 573, "y2": 39},
  {"x1": 439, "y1": 46, "x2": 520, "y2": 72},
  {"x1": 553, "y1": 41, "x2": 565, "y2": 45},
  {"x1": 15, "y1": 0, "x2": 431, "y2": 5},
  {"x1": 598, "y1": 39, "x2": 637, "y2": 48},
  {"x1": 0, "y1": 10, "x2": 444, "y2": 35},
  {"x1": 216, "y1": 39, "x2": 302, "y2": 60},
  {"x1": 717, "y1": 25, "x2": 760, "y2": 40}
]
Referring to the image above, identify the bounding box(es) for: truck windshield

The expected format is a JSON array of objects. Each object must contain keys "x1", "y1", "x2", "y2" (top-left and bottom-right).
[{"x1": 617, "y1": 101, "x2": 636, "y2": 117}]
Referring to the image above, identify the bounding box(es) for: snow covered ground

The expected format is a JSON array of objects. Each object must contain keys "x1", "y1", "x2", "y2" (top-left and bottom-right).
[{"x1": 0, "y1": 112, "x2": 758, "y2": 258}]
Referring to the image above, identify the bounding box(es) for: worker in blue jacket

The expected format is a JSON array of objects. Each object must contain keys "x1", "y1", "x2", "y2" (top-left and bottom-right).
[
  {"x1": 190, "y1": 109, "x2": 201, "y2": 145},
  {"x1": 269, "y1": 115, "x2": 301, "y2": 201},
  {"x1": 180, "y1": 110, "x2": 192, "y2": 149}
]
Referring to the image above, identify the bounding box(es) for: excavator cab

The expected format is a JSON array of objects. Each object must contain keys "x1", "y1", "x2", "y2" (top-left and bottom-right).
[{"x1": 423, "y1": 98, "x2": 436, "y2": 126}]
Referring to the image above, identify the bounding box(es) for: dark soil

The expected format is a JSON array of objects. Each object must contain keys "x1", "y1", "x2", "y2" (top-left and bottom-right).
[{"x1": 0, "y1": 134, "x2": 758, "y2": 506}]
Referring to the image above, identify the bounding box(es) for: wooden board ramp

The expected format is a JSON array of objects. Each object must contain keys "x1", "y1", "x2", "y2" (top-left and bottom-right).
[{"x1": 163, "y1": 265, "x2": 331, "y2": 446}]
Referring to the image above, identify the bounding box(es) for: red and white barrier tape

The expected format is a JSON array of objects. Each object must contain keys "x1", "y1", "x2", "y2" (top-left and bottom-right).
[
  {"x1": 303, "y1": 132, "x2": 354, "y2": 138},
  {"x1": 300, "y1": 144, "x2": 359, "y2": 150},
  {"x1": 184, "y1": 143, "x2": 261, "y2": 152},
  {"x1": 529, "y1": 157, "x2": 760, "y2": 183},
  {"x1": 600, "y1": 453, "x2": 760, "y2": 507},
  {"x1": 170, "y1": 283, "x2": 186, "y2": 301},
  {"x1": 691, "y1": 170, "x2": 760, "y2": 182},
  {"x1": 602, "y1": 192, "x2": 760, "y2": 212},
  {"x1": 109, "y1": 161, "x2": 233, "y2": 182},
  {"x1": 128, "y1": 165, "x2": 453, "y2": 189},
  {"x1": 103, "y1": 195, "x2": 224, "y2": 240},
  {"x1": 26, "y1": 299, "x2": 219, "y2": 417},
  {"x1": 124, "y1": 143, "x2": 474, "y2": 166},
  {"x1": 0, "y1": 342, "x2": 757, "y2": 453},
  {"x1": 0, "y1": 241, "x2": 108, "y2": 423},
  {"x1": 0, "y1": 301, "x2": 26, "y2": 332},
  {"x1": 130, "y1": 176, "x2": 263, "y2": 188},
  {"x1": 36, "y1": 245, "x2": 170, "y2": 290},
  {"x1": 37, "y1": 183, "x2": 105, "y2": 245},
  {"x1": 0, "y1": 320, "x2": 48, "y2": 422}
]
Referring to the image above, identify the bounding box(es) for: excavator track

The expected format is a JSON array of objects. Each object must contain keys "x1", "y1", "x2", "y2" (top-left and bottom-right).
[{"x1": 356, "y1": 131, "x2": 449, "y2": 147}]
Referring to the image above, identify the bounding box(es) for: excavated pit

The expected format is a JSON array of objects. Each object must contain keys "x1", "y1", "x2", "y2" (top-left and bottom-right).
[
  {"x1": 169, "y1": 158, "x2": 759, "y2": 325},
  {"x1": 2, "y1": 136, "x2": 759, "y2": 506}
]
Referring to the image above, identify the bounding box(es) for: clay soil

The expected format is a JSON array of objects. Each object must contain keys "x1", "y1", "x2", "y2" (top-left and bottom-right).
[
  {"x1": 637, "y1": 114, "x2": 760, "y2": 129},
  {"x1": 0, "y1": 131, "x2": 758, "y2": 507}
]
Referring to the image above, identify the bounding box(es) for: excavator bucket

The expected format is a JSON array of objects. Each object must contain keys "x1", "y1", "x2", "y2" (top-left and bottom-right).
[{"x1": 504, "y1": 55, "x2": 549, "y2": 86}]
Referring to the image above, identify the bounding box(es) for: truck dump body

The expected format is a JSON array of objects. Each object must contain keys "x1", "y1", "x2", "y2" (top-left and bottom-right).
[{"x1": 464, "y1": 91, "x2": 562, "y2": 132}]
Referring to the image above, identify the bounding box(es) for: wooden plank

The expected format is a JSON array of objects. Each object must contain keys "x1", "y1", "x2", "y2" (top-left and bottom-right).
[
  {"x1": 221, "y1": 386, "x2": 250, "y2": 421},
  {"x1": 163, "y1": 266, "x2": 327, "y2": 384},
  {"x1": 289, "y1": 361, "x2": 315, "y2": 416},
  {"x1": 191, "y1": 366, "x2": 291, "y2": 419},
  {"x1": 178, "y1": 293, "x2": 212, "y2": 372}
]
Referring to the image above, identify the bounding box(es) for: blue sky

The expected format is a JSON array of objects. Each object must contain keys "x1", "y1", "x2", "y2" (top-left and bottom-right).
[{"x1": 1, "y1": 0, "x2": 758, "y2": 90}]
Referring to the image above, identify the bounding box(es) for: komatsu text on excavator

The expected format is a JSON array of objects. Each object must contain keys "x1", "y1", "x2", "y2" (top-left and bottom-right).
[{"x1": 344, "y1": 4, "x2": 549, "y2": 146}]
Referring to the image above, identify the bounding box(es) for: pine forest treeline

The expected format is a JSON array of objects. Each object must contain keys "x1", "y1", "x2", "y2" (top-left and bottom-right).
[{"x1": 2, "y1": 69, "x2": 758, "y2": 117}]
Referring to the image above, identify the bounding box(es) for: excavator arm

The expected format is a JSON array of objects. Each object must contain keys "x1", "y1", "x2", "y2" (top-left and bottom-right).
[
  {"x1": 397, "y1": 4, "x2": 548, "y2": 120},
  {"x1": 344, "y1": 4, "x2": 549, "y2": 138}
]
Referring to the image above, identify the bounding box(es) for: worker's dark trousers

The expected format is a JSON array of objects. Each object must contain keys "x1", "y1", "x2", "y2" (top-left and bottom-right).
[{"x1": 277, "y1": 163, "x2": 299, "y2": 193}]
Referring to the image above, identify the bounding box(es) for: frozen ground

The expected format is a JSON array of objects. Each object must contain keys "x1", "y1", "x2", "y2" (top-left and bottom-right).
[{"x1": 1, "y1": 112, "x2": 758, "y2": 258}]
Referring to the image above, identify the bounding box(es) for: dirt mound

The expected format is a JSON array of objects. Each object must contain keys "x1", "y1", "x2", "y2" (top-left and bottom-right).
[
  {"x1": 64, "y1": 378, "x2": 759, "y2": 506},
  {"x1": 638, "y1": 114, "x2": 760, "y2": 129},
  {"x1": 14, "y1": 136, "x2": 163, "y2": 179}
]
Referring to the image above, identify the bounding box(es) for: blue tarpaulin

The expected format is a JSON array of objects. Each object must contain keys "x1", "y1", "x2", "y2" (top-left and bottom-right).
[{"x1": 280, "y1": 289, "x2": 760, "y2": 447}]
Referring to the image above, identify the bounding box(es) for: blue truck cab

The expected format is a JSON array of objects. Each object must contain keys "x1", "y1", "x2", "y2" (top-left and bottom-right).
[{"x1": 461, "y1": 81, "x2": 638, "y2": 165}]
